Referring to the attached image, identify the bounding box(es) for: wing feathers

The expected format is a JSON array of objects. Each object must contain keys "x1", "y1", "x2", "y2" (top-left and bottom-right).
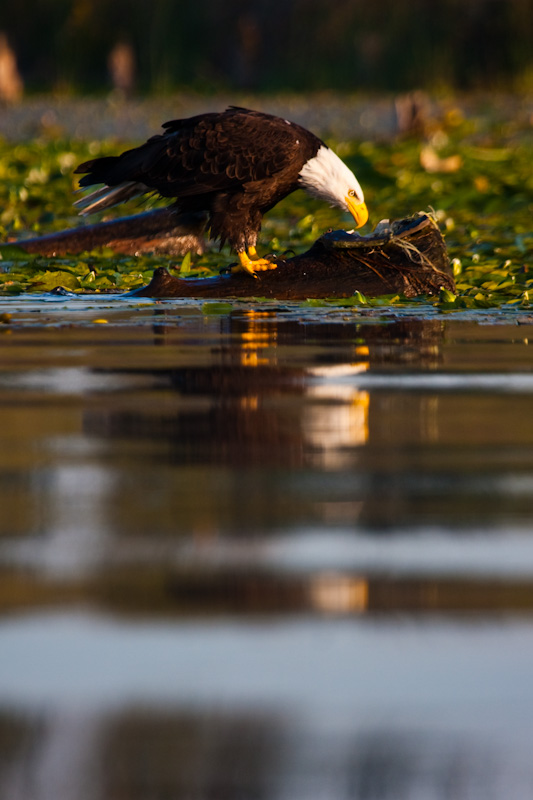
[{"x1": 74, "y1": 107, "x2": 321, "y2": 213}]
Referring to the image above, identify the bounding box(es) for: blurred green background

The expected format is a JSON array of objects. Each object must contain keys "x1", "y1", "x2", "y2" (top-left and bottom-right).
[{"x1": 2, "y1": 0, "x2": 533, "y2": 95}]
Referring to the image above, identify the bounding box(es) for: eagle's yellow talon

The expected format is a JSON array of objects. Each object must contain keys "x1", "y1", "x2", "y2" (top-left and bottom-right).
[
  {"x1": 233, "y1": 250, "x2": 278, "y2": 276},
  {"x1": 250, "y1": 258, "x2": 278, "y2": 272}
]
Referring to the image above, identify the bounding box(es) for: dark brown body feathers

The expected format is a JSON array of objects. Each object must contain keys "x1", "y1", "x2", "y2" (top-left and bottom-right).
[{"x1": 75, "y1": 107, "x2": 322, "y2": 251}]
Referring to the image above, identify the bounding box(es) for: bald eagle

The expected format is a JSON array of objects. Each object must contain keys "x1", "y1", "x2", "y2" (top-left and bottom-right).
[{"x1": 74, "y1": 106, "x2": 368, "y2": 275}]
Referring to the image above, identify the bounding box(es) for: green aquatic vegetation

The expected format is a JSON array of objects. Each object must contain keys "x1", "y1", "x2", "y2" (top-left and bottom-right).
[
  {"x1": 201, "y1": 302, "x2": 235, "y2": 315},
  {"x1": 1, "y1": 118, "x2": 533, "y2": 307}
]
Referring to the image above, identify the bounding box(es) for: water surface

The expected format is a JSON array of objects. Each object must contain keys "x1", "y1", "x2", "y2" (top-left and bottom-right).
[{"x1": 1, "y1": 297, "x2": 533, "y2": 799}]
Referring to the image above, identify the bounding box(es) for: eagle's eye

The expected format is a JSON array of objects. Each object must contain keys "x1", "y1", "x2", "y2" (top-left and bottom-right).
[{"x1": 348, "y1": 189, "x2": 357, "y2": 197}]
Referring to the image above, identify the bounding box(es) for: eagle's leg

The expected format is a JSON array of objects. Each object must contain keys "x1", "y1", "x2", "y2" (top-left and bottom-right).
[{"x1": 234, "y1": 246, "x2": 278, "y2": 277}]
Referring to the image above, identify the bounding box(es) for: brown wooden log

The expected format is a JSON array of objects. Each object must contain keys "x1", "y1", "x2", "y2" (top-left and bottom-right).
[
  {"x1": 130, "y1": 214, "x2": 455, "y2": 300},
  {"x1": 4, "y1": 208, "x2": 206, "y2": 256},
  {"x1": 3, "y1": 209, "x2": 454, "y2": 299}
]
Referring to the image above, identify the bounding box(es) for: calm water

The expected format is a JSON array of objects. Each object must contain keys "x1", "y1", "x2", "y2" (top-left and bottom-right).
[{"x1": 1, "y1": 296, "x2": 533, "y2": 799}]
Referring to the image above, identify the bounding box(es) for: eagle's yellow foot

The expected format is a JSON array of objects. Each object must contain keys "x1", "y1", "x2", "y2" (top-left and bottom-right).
[{"x1": 233, "y1": 248, "x2": 278, "y2": 277}]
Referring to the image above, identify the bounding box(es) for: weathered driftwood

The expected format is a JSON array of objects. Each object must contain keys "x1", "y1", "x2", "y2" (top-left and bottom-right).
[
  {"x1": 130, "y1": 214, "x2": 455, "y2": 300},
  {"x1": 3, "y1": 209, "x2": 454, "y2": 299},
  {"x1": 5, "y1": 208, "x2": 206, "y2": 256}
]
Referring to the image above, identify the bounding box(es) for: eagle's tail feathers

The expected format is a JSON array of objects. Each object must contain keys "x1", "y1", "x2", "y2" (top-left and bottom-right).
[{"x1": 74, "y1": 181, "x2": 147, "y2": 216}]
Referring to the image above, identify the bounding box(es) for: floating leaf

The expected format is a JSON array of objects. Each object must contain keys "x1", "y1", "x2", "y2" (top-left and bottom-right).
[
  {"x1": 179, "y1": 251, "x2": 192, "y2": 274},
  {"x1": 352, "y1": 290, "x2": 368, "y2": 304},
  {"x1": 439, "y1": 288, "x2": 457, "y2": 303},
  {"x1": 301, "y1": 299, "x2": 329, "y2": 307},
  {"x1": 0, "y1": 244, "x2": 32, "y2": 260},
  {"x1": 202, "y1": 302, "x2": 234, "y2": 315},
  {"x1": 30, "y1": 270, "x2": 81, "y2": 291}
]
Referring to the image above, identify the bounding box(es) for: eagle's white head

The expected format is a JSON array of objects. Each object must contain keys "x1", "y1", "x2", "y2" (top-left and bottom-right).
[{"x1": 298, "y1": 145, "x2": 368, "y2": 228}]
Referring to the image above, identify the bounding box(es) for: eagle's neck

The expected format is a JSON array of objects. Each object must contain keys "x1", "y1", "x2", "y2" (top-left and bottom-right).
[{"x1": 298, "y1": 145, "x2": 363, "y2": 212}]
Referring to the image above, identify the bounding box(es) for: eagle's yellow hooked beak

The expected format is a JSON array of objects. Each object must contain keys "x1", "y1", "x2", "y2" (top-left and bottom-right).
[{"x1": 345, "y1": 197, "x2": 369, "y2": 229}]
